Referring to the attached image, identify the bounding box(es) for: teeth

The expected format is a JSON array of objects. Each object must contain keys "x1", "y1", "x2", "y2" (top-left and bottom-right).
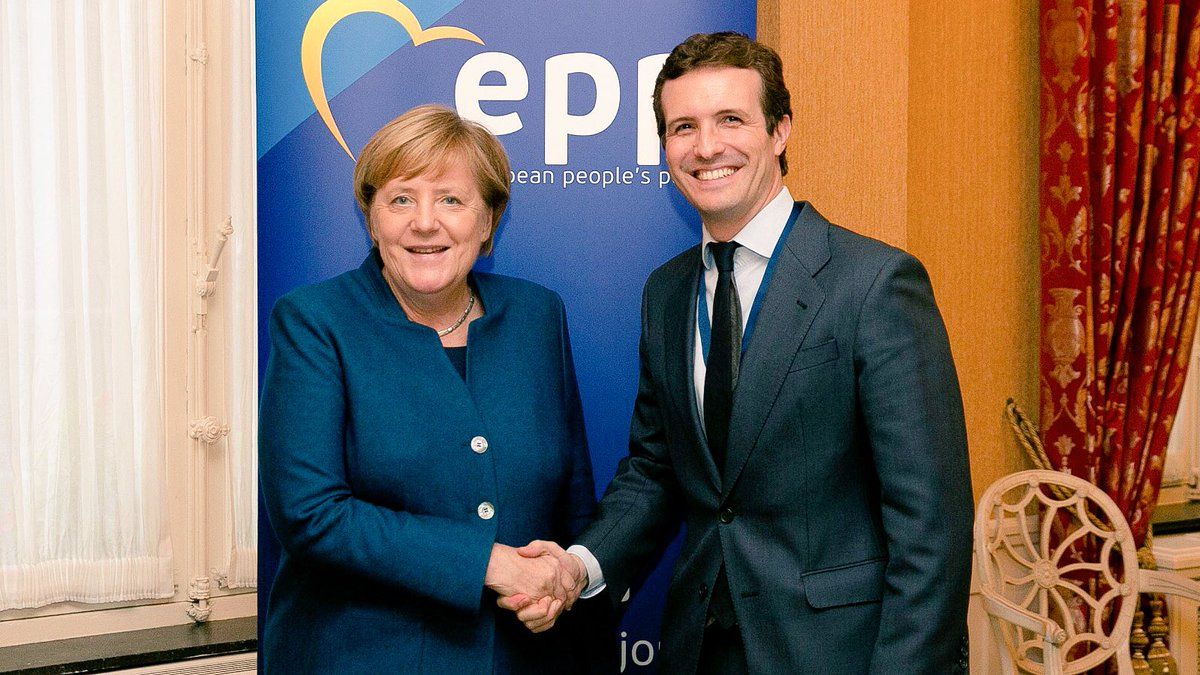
[
  {"x1": 696, "y1": 167, "x2": 736, "y2": 181},
  {"x1": 409, "y1": 246, "x2": 446, "y2": 254}
]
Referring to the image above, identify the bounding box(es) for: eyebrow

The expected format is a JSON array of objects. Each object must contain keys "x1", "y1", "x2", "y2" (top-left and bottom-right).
[
  {"x1": 666, "y1": 108, "x2": 753, "y2": 127},
  {"x1": 664, "y1": 114, "x2": 694, "y2": 129},
  {"x1": 714, "y1": 107, "x2": 751, "y2": 118}
]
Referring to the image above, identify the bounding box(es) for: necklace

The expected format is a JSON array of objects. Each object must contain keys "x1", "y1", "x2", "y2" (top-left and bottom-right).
[{"x1": 437, "y1": 289, "x2": 476, "y2": 337}]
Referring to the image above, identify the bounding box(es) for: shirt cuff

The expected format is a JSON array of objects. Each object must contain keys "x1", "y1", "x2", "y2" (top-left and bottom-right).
[{"x1": 566, "y1": 544, "x2": 606, "y2": 598}]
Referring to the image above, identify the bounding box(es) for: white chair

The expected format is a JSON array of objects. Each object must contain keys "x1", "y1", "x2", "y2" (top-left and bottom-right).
[{"x1": 974, "y1": 469, "x2": 1200, "y2": 674}]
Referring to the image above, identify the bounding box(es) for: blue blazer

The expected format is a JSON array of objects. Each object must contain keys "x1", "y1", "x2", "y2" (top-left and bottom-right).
[
  {"x1": 260, "y1": 251, "x2": 614, "y2": 674},
  {"x1": 577, "y1": 203, "x2": 973, "y2": 673}
]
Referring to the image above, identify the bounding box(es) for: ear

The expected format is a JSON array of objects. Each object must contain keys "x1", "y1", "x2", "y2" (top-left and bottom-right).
[{"x1": 772, "y1": 114, "x2": 792, "y2": 156}]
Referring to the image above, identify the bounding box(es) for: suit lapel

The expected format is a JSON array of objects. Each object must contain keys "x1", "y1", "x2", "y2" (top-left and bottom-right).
[
  {"x1": 661, "y1": 253, "x2": 722, "y2": 493},
  {"x1": 722, "y1": 203, "x2": 831, "y2": 498}
]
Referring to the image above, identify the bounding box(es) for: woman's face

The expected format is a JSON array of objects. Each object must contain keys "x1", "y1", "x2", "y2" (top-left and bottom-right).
[{"x1": 370, "y1": 161, "x2": 491, "y2": 305}]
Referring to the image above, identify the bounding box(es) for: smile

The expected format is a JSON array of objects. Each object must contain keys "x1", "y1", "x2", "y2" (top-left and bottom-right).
[
  {"x1": 694, "y1": 167, "x2": 737, "y2": 181},
  {"x1": 405, "y1": 246, "x2": 449, "y2": 255}
]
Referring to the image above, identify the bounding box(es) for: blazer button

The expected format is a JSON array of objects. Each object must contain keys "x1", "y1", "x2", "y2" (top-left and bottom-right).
[
  {"x1": 719, "y1": 508, "x2": 735, "y2": 524},
  {"x1": 477, "y1": 502, "x2": 495, "y2": 520},
  {"x1": 470, "y1": 436, "x2": 489, "y2": 454},
  {"x1": 698, "y1": 584, "x2": 708, "y2": 600}
]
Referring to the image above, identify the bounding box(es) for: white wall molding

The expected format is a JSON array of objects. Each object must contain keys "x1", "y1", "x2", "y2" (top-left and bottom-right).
[{"x1": 184, "y1": 0, "x2": 220, "y2": 625}]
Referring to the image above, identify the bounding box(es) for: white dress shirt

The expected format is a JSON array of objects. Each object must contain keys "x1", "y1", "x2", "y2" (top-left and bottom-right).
[
  {"x1": 568, "y1": 187, "x2": 796, "y2": 598},
  {"x1": 693, "y1": 187, "x2": 794, "y2": 420}
]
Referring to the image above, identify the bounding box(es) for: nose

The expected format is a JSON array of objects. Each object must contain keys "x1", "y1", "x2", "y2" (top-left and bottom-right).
[
  {"x1": 411, "y1": 200, "x2": 439, "y2": 234},
  {"x1": 694, "y1": 124, "x2": 724, "y2": 159}
]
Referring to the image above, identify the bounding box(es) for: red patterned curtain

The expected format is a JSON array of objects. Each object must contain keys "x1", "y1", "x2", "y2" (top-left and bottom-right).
[{"x1": 1040, "y1": 0, "x2": 1200, "y2": 546}]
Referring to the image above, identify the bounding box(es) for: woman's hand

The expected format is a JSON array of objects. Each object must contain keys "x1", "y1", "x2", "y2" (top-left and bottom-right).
[
  {"x1": 492, "y1": 540, "x2": 587, "y2": 633},
  {"x1": 484, "y1": 543, "x2": 571, "y2": 606}
]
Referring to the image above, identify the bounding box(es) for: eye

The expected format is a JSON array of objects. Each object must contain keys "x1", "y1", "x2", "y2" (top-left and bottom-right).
[
  {"x1": 389, "y1": 195, "x2": 412, "y2": 206},
  {"x1": 670, "y1": 122, "x2": 693, "y2": 135},
  {"x1": 722, "y1": 115, "x2": 743, "y2": 125},
  {"x1": 440, "y1": 195, "x2": 464, "y2": 205}
]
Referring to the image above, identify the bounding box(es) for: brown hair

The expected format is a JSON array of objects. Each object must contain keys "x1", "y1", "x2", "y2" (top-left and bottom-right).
[
  {"x1": 353, "y1": 104, "x2": 511, "y2": 255},
  {"x1": 652, "y1": 32, "x2": 792, "y2": 175}
]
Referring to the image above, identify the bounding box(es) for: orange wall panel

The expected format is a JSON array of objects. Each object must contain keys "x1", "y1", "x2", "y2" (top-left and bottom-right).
[
  {"x1": 763, "y1": 2, "x2": 909, "y2": 246},
  {"x1": 761, "y1": 0, "x2": 1039, "y2": 496}
]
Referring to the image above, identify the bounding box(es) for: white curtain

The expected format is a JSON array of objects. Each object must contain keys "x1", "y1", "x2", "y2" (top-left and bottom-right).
[
  {"x1": 223, "y1": 0, "x2": 258, "y2": 589},
  {"x1": 0, "y1": 1, "x2": 172, "y2": 609}
]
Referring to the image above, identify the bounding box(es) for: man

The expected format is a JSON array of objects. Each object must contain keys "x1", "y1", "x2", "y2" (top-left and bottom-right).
[{"x1": 503, "y1": 32, "x2": 973, "y2": 673}]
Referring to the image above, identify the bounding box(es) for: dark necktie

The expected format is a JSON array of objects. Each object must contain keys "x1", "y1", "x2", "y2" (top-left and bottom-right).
[
  {"x1": 704, "y1": 241, "x2": 742, "y2": 475},
  {"x1": 705, "y1": 241, "x2": 741, "y2": 629}
]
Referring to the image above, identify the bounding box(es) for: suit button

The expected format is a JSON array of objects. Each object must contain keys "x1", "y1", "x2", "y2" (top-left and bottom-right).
[
  {"x1": 470, "y1": 436, "x2": 489, "y2": 454},
  {"x1": 477, "y1": 502, "x2": 495, "y2": 520},
  {"x1": 698, "y1": 584, "x2": 708, "y2": 600},
  {"x1": 719, "y1": 508, "x2": 735, "y2": 524}
]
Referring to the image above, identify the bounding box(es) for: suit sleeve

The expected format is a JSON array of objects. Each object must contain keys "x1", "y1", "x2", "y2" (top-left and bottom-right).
[
  {"x1": 259, "y1": 295, "x2": 494, "y2": 616},
  {"x1": 854, "y1": 253, "x2": 973, "y2": 673},
  {"x1": 574, "y1": 282, "x2": 683, "y2": 605}
]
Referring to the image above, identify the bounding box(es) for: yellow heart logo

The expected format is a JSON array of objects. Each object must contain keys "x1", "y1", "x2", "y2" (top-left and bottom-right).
[{"x1": 301, "y1": 0, "x2": 484, "y2": 159}]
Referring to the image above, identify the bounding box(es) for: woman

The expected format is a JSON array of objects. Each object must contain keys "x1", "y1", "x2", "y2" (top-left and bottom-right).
[{"x1": 260, "y1": 105, "x2": 614, "y2": 673}]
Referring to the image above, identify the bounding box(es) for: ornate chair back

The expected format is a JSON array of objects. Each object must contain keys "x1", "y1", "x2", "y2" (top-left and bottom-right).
[{"x1": 974, "y1": 469, "x2": 1139, "y2": 674}]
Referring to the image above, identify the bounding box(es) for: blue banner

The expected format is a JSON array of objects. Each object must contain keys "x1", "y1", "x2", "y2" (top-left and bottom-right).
[{"x1": 257, "y1": 1, "x2": 755, "y2": 670}]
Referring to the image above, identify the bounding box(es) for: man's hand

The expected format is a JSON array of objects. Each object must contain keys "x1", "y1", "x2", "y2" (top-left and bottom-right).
[{"x1": 492, "y1": 540, "x2": 588, "y2": 633}]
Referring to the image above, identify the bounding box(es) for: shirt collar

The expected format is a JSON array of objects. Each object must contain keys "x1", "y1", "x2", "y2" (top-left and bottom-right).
[{"x1": 701, "y1": 186, "x2": 794, "y2": 269}]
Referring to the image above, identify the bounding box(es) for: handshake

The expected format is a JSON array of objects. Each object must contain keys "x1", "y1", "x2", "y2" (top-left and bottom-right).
[{"x1": 484, "y1": 540, "x2": 588, "y2": 633}]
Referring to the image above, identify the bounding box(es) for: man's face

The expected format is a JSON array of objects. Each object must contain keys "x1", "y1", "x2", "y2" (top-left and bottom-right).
[{"x1": 660, "y1": 66, "x2": 790, "y2": 239}]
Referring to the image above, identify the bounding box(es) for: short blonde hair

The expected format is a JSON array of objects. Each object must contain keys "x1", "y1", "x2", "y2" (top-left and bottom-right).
[{"x1": 353, "y1": 104, "x2": 511, "y2": 255}]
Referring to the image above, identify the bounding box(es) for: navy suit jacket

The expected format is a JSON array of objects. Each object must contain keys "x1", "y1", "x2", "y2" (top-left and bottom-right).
[
  {"x1": 260, "y1": 251, "x2": 614, "y2": 674},
  {"x1": 577, "y1": 203, "x2": 973, "y2": 673}
]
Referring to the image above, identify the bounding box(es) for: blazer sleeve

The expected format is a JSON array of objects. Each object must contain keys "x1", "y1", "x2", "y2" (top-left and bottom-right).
[
  {"x1": 259, "y1": 295, "x2": 495, "y2": 616},
  {"x1": 575, "y1": 283, "x2": 683, "y2": 605},
  {"x1": 854, "y1": 253, "x2": 973, "y2": 673},
  {"x1": 555, "y1": 297, "x2": 598, "y2": 541}
]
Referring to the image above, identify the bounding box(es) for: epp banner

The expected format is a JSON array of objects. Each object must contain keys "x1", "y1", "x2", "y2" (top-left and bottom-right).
[{"x1": 257, "y1": 1, "x2": 755, "y2": 670}]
